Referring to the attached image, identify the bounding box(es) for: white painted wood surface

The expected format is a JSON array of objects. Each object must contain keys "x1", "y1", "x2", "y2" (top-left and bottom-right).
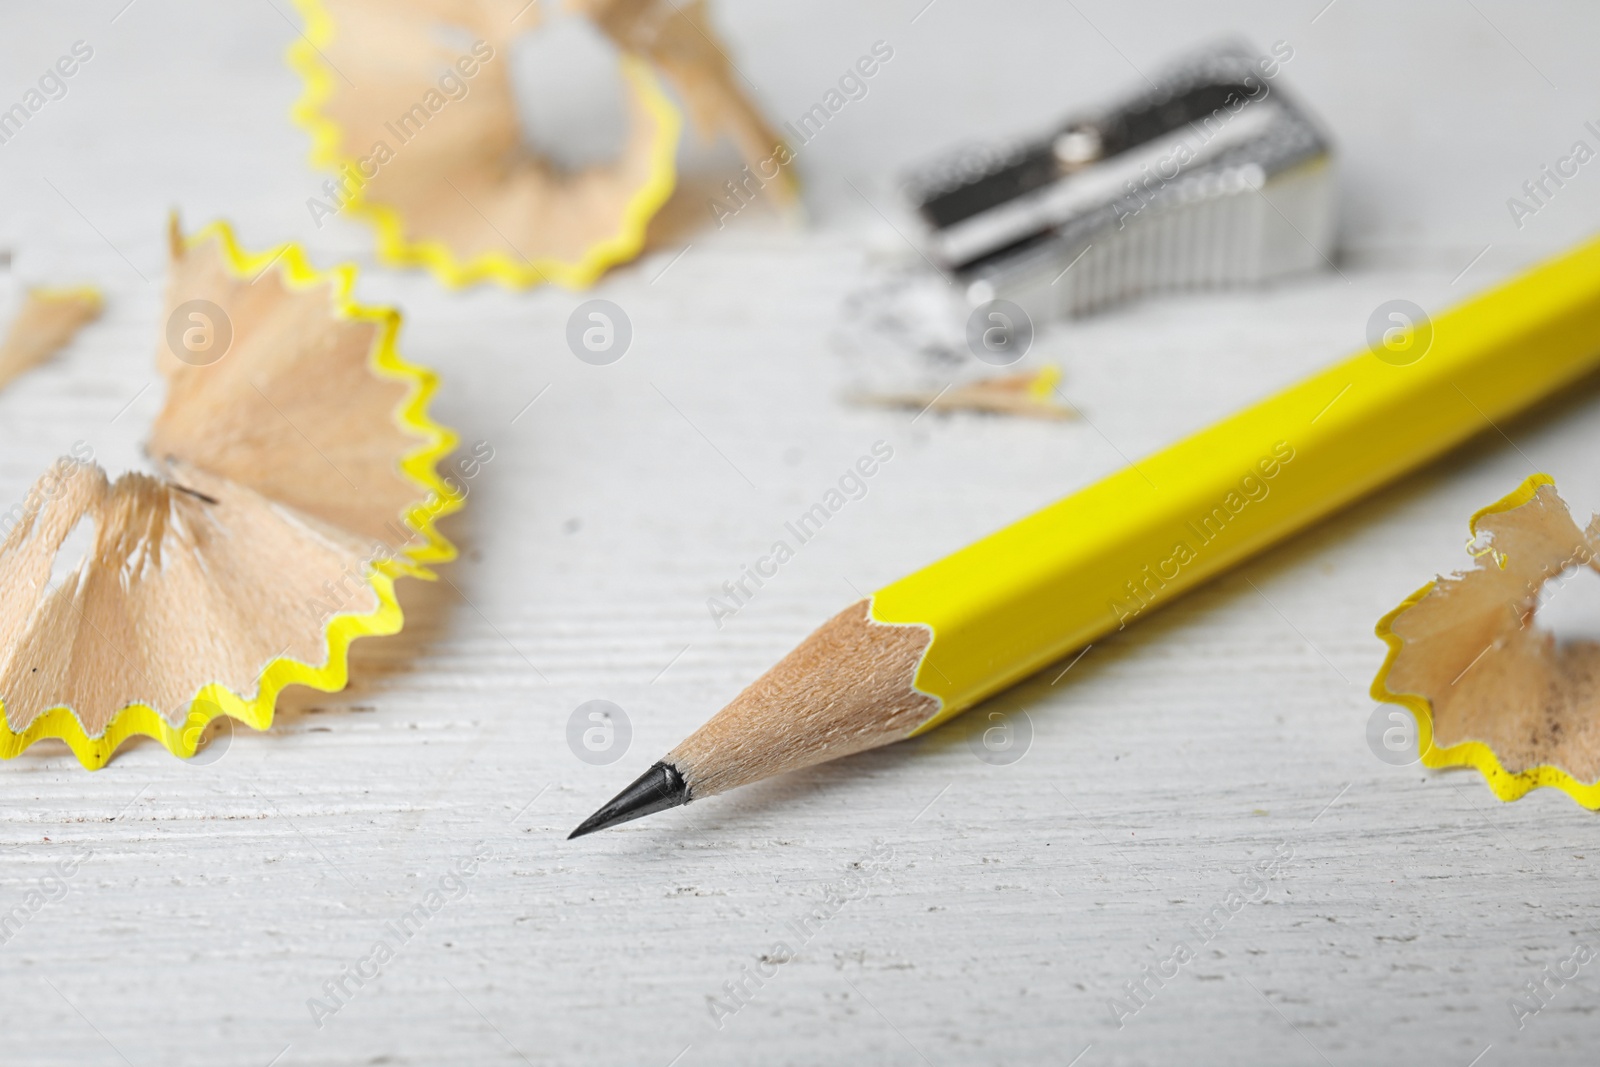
[{"x1": 3, "y1": 2, "x2": 1600, "y2": 1064}]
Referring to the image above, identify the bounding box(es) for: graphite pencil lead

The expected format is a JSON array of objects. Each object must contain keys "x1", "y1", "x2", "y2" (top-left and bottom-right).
[{"x1": 568, "y1": 761, "x2": 691, "y2": 839}]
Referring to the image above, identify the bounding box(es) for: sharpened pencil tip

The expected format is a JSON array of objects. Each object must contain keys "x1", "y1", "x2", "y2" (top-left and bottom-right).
[{"x1": 568, "y1": 761, "x2": 691, "y2": 839}]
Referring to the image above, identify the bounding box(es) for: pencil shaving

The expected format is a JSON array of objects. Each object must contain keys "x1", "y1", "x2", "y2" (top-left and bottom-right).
[
  {"x1": 291, "y1": 0, "x2": 785, "y2": 288},
  {"x1": 0, "y1": 287, "x2": 103, "y2": 390},
  {"x1": 1373, "y1": 475, "x2": 1600, "y2": 807},
  {"x1": 572, "y1": 0, "x2": 793, "y2": 194},
  {"x1": 852, "y1": 366, "x2": 1075, "y2": 420},
  {"x1": 0, "y1": 219, "x2": 458, "y2": 769}
]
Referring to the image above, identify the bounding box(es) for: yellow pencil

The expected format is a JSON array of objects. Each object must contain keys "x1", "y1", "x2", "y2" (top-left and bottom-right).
[{"x1": 571, "y1": 235, "x2": 1600, "y2": 837}]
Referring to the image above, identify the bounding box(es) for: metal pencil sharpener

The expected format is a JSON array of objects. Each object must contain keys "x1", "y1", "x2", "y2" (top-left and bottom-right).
[{"x1": 901, "y1": 40, "x2": 1336, "y2": 321}]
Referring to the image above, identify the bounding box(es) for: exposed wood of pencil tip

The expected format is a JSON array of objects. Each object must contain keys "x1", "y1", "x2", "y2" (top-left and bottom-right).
[{"x1": 666, "y1": 599, "x2": 939, "y2": 798}]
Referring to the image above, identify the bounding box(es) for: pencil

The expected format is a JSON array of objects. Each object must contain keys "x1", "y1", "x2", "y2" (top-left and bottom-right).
[{"x1": 571, "y1": 235, "x2": 1600, "y2": 838}]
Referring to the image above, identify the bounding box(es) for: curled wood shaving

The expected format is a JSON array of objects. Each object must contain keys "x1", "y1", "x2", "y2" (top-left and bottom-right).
[
  {"x1": 850, "y1": 366, "x2": 1076, "y2": 420},
  {"x1": 0, "y1": 219, "x2": 458, "y2": 768},
  {"x1": 292, "y1": 0, "x2": 787, "y2": 287},
  {"x1": 0, "y1": 287, "x2": 102, "y2": 390},
  {"x1": 1374, "y1": 475, "x2": 1600, "y2": 806}
]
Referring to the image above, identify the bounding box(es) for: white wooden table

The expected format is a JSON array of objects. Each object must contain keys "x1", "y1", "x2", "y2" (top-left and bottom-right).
[{"x1": 3, "y1": 2, "x2": 1600, "y2": 1064}]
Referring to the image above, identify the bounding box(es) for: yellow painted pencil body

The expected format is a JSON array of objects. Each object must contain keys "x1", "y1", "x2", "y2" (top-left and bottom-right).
[{"x1": 876, "y1": 236, "x2": 1600, "y2": 731}]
